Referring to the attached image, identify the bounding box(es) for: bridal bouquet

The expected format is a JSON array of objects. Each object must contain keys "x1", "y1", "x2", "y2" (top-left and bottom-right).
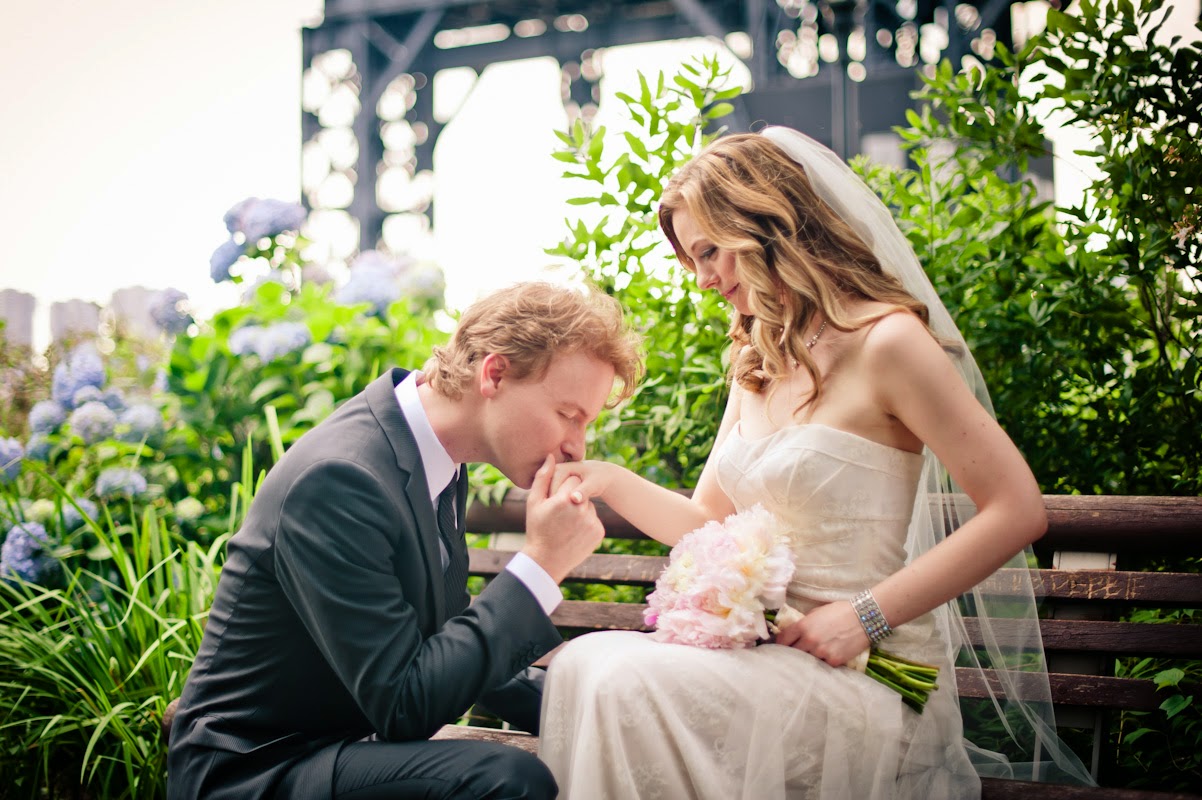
[
  {"x1": 644, "y1": 505, "x2": 794, "y2": 649},
  {"x1": 645, "y1": 505, "x2": 940, "y2": 712}
]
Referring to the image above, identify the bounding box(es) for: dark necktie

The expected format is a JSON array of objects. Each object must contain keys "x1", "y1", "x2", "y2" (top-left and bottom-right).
[{"x1": 438, "y1": 472, "x2": 469, "y2": 612}]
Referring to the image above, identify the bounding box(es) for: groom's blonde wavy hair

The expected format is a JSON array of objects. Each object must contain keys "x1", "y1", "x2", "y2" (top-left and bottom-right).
[
  {"x1": 658, "y1": 133, "x2": 937, "y2": 409},
  {"x1": 424, "y1": 281, "x2": 643, "y2": 405}
]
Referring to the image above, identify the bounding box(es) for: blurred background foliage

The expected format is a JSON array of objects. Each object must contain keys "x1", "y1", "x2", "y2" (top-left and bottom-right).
[{"x1": 0, "y1": 0, "x2": 1197, "y2": 794}]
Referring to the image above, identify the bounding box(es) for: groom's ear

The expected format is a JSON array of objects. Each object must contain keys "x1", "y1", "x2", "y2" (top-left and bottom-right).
[{"x1": 478, "y1": 353, "x2": 510, "y2": 398}]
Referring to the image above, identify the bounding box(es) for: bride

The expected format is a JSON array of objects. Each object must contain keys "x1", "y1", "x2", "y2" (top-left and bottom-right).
[{"x1": 540, "y1": 128, "x2": 1094, "y2": 798}]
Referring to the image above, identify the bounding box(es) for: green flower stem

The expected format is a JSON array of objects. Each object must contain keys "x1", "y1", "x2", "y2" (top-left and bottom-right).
[
  {"x1": 863, "y1": 650, "x2": 941, "y2": 713},
  {"x1": 870, "y1": 657, "x2": 939, "y2": 691}
]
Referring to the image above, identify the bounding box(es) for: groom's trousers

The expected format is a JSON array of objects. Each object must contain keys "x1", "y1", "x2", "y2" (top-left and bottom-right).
[{"x1": 275, "y1": 737, "x2": 557, "y2": 799}]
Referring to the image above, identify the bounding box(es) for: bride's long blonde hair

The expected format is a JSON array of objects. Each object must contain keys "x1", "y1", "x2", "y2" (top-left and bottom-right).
[{"x1": 658, "y1": 133, "x2": 938, "y2": 408}]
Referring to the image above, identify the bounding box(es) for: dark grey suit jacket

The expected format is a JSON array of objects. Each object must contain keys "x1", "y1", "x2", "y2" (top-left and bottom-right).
[{"x1": 167, "y1": 368, "x2": 562, "y2": 800}]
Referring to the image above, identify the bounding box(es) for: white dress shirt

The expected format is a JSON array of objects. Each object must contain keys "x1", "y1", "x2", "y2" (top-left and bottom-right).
[{"x1": 394, "y1": 371, "x2": 562, "y2": 616}]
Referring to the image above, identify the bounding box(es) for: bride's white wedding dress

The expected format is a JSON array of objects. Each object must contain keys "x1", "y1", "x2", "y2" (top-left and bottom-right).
[{"x1": 539, "y1": 422, "x2": 981, "y2": 799}]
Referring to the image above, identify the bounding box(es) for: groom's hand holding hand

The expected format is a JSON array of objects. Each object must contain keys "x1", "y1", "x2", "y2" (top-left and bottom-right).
[{"x1": 521, "y1": 455, "x2": 604, "y2": 584}]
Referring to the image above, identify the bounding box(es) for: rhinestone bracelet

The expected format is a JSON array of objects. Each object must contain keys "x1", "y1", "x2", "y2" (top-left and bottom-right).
[{"x1": 851, "y1": 589, "x2": 893, "y2": 644}]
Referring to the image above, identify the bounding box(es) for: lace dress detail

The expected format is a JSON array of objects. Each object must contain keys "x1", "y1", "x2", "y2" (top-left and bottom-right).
[{"x1": 539, "y1": 424, "x2": 981, "y2": 799}]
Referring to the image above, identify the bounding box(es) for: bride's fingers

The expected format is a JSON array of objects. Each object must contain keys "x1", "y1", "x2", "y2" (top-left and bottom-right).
[
  {"x1": 554, "y1": 475, "x2": 585, "y2": 504},
  {"x1": 549, "y1": 466, "x2": 581, "y2": 495},
  {"x1": 773, "y1": 621, "x2": 806, "y2": 649}
]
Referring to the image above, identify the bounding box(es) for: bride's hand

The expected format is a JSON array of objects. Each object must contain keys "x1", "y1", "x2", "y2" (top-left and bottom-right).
[
  {"x1": 551, "y1": 460, "x2": 615, "y2": 504},
  {"x1": 773, "y1": 600, "x2": 871, "y2": 667}
]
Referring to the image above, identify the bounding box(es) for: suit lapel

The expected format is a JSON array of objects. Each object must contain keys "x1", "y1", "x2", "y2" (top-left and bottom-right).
[{"x1": 365, "y1": 369, "x2": 446, "y2": 624}]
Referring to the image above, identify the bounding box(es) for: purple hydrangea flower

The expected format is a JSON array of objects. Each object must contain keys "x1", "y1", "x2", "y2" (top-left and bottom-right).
[
  {"x1": 255, "y1": 321, "x2": 311, "y2": 362},
  {"x1": 228, "y1": 325, "x2": 265, "y2": 357},
  {"x1": 239, "y1": 199, "x2": 306, "y2": 245},
  {"x1": 100, "y1": 388, "x2": 126, "y2": 413},
  {"x1": 0, "y1": 438, "x2": 23, "y2": 482},
  {"x1": 353, "y1": 250, "x2": 409, "y2": 274},
  {"x1": 62, "y1": 497, "x2": 98, "y2": 530},
  {"x1": 51, "y1": 346, "x2": 108, "y2": 409},
  {"x1": 150, "y1": 288, "x2": 193, "y2": 335},
  {"x1": 1, "y1": 521, "x2": 56, "y2": 585},
  {"x1": 51, "y1": 363, "x2": 75, "y2": 407},
  {"x1": 399, "y1": 261, "x2": 446, "y2": 305},
  {"x1": 337, "y1": 252, "x2": 405, "y2": 314},
  {"x1": 152, "y1": 369, "x2": 169, "y2": 394},
  {"x1": 116, "y1": 403, "x2": 162, "y2": 443},
  {"x1": 69, "y1": 401, "x2": 117, "y2": 444},
  {"x1": 68, "y1": 346, "x2": 106, "y2": 392},
  {"x1": 72, "y1": 385, "x2": 103, "y2": 409},
  {"x1": 210, "y1": 239, "x2": 245, "y2": 283},
  {"x1": 28, "y1": 401, "x2": 67, "y2": 434},
  {"x1": 96, "y1": 467, "x2": 148, "y2": 500},
  {"x1": 223, "y1": 197, "x2": 259, "y2": 234},
  {"x1": 24, "y1": 434, "x2": 52, "y2": 462}
]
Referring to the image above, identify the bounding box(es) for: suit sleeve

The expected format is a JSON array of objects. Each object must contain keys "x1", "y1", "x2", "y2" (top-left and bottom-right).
[
  {"x1": 273, "y1": 458, "x2": 562, "y2": 742},
  {"x1": 474, "y1": 666, "x2": 547, "y2": 734}
]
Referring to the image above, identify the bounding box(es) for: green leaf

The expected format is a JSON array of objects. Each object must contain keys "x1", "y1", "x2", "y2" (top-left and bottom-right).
[
  {"x1": 588, "y1": 127, "x2": 606, "y2": 160},
  {"x1": 1121, "y1": 727, "x2": 1154, "y2": 744},
  {"x1": 1160, "y1": 694, "x2": 1193, "y2": 719},
  {"x1": 623, "y1": 132, "x2": 649, "y2": 161},
  {"x1": 705, "y1": 102, "x2": 735, "y2": 120},
  {"x1": 249, "y1": 376, "x2": 289, "y2": 404},
  {"x1": 1154, "y1": 667, "x2": 1185, "y2": 689}
]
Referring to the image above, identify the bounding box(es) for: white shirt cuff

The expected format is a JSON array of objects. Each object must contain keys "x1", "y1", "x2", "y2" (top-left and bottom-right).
[{"x1": 504, "y1": 552, "x2": 563, "y2": 616}]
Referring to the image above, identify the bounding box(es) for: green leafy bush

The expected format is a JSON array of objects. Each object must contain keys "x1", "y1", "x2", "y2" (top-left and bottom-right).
[
  {"x1": 0, "y1": 462, "x2": 252, "y2": 799},
  {"x1": 860, "y1": 0, "x2": 1199, "y2": 497},
  {"x1": 548, "y1": 56, "x2": 740, "y2": 492}
]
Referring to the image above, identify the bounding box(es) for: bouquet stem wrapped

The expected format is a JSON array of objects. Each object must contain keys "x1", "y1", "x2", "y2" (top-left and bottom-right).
[
  {"x1": 769, "y1": 604, "x2": 939, "y2": 713},
  {"x1": 865, "y1": 650, "x2": 941, "y2": 713},
  {"x1": 647, "y1": 505, "x2": 940, "y2": 713}
]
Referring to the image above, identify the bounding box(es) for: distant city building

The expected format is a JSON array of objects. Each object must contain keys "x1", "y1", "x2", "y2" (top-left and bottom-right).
[
  {"x1": 0, "y1": 289, "x2": 35, "y2": 347},
  {"x1": 50, "y1": 299, "x2": 101, "y2": 343},
  {"x1": 109, "y1": 286, "x2": 159, "y2": 339}
]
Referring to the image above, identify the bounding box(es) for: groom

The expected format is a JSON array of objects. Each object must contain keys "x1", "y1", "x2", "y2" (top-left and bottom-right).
[{"x1": 167, "y1": 282, "x2": 643, "y2": 800}]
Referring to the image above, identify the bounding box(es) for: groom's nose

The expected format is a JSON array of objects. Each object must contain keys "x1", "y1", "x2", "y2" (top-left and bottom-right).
[{"x1": 560, "y1": 429, "x2": 585, "y2": 463}]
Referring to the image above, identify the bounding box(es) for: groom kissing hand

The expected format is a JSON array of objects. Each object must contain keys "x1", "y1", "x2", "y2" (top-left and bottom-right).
[{"x1": 167, "y1": 282, "x2": 643, "y2": 800}]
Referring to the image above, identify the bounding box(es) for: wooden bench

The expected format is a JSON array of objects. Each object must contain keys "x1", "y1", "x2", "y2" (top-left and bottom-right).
[{"x1": 439, "y1": 492, "x2": 1202, "y2": 800}]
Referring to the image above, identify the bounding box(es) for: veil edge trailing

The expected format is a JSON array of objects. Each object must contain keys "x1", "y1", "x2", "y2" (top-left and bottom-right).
[{"x1": 759, "y1": 126, "x2": 1094, "y2": 786}]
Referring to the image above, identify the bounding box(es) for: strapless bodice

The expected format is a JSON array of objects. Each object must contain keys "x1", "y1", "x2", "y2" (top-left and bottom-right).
[{"x1": 715, "y1": 422, "x2": 924, "y2": 612}]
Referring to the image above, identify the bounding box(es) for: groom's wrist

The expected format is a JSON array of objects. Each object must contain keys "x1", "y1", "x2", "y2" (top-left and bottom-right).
[{"x1": 506, "y1": 552, "x2": 563, "y2": 616}]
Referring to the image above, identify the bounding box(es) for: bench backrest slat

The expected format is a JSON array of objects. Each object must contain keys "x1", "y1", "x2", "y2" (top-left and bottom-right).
[
  {"x1": 470, "y1": 551, "x2": 1202, "y2": 605},
  {"x1": 467, "y1": 493, "x2": 1202, "y2": 555}
]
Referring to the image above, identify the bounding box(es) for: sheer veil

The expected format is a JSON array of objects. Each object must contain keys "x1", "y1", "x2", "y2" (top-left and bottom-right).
[{"x1": 759, "y1": 126, "x2": 1093, "y2": 785}]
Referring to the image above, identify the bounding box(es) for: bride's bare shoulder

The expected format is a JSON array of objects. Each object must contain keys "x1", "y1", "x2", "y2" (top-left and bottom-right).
[{"x1": 854, "y1": 306, "x2": 941, "y2": 363}]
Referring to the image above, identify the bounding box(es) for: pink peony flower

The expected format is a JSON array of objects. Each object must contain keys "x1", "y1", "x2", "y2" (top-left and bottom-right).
[{"x1": 645, "y1": 505, "x2": 793, "y2": 649}]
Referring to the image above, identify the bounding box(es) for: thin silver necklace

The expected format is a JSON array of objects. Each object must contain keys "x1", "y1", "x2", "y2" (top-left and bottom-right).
[{"x1": 805, "y1": 320, "x2": 827, "y2": 350}]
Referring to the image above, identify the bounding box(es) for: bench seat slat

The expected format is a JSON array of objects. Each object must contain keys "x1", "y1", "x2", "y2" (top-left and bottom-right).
[{"x1": 528, "y1": 641, "x2": 1164, "y2": 711}]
